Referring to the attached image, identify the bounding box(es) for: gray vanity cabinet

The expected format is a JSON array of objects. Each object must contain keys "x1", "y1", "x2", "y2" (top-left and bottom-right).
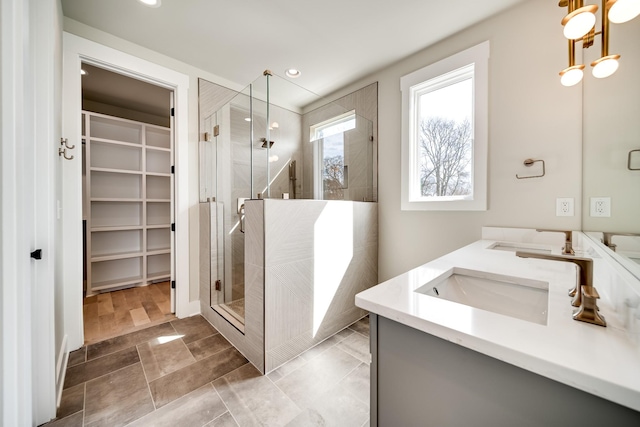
[{"x1": 370, "y1": 314, "x2": 640, "y2": 426}]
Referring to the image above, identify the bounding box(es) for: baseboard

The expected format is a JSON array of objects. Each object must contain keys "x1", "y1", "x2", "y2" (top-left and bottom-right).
[
  {"x1": 182, "y1": 299, "x2": 201, "y2": 318},
  {"x1": 55, "y1": 334, "x2": 69, "y2": 407}
]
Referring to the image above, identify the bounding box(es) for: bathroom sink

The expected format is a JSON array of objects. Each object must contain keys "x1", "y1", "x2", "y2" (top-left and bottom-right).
[
  {"x1": 488, "y1": 241, "x2": 552, "y2": 254},
  {"x1": 414, "y1": 267, "x2": 549, "y2": 325}
]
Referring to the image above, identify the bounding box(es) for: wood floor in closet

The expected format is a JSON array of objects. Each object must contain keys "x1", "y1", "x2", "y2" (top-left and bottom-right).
[{"x1": 83, "y1": 281, "x2": 175, "y2": 345}]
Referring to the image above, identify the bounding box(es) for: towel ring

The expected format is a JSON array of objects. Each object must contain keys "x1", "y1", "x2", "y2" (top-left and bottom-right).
[
  {"x1": 516, "y1": 158, "x2": 545, "y2": 179},
  {"x1": 628, "y1": 149, "x2": 640, "y2": 171}
]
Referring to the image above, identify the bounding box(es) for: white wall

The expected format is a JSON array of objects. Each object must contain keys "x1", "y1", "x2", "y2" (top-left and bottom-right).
[
  {"x1": 320, "y1": 0, "x2": 583, "y2": 280},
  {"x1": 63, "y1": 18, "x2": 245, "y2": 303}
]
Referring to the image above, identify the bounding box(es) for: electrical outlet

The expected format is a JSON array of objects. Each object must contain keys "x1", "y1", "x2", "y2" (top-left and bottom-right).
[
  {"x1": 590, "y1": 197, "x2": 611, "y2": 217},
  {"x1": 556, "y1": 198, "x2": 574, "y2": 216}
]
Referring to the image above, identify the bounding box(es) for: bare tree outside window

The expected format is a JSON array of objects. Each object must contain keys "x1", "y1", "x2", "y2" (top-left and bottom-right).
[
  {"x1": 418, "y1": 117, "x2": 472, "y2": 197},
  {"x1": 323, "y1": 154, "x2": 344, "y2": 200}
]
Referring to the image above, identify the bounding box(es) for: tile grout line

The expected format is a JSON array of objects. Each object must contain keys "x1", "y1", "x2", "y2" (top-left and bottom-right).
[
  {"x1": 70, "y1": 358, "x2": 144, "y2": 394},
  {"x1": 210, "y1": 382, "x2": 242, "y2": 427},
  {"x1": 336, "y1": 351, "x2": 364, "y2": 385},
  {"x1": 82, "y1": 381, "x2": 87, "y2": 427},
  {"x1": 267, "y1": 330, "x2": 353, "y2": 385},
  {"x1": 84, "y1": 321, "x2": 176, "y2": 361},
  {"x1": 266, "y1": 356, "x2": 310, "y2": 386},
  {"x1": 348, "y1": 327, "x2": 370, "y2": 338},
  {"x1": 136, "y1": 343, "x2": 158, "y2": 412},
  {"x1": 271, "y1": 378, "x2": 305, "y2": 413}
]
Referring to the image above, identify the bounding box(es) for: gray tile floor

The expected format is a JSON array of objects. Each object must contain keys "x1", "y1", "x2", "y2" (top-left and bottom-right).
[{"x1": 43, "y1": 315, "x2": 371, "y2": 427}]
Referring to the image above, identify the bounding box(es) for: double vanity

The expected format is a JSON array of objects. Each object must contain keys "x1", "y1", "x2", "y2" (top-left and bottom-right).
[{"x1": 356, "y1": 227, "x2": 640, "y2": 426}]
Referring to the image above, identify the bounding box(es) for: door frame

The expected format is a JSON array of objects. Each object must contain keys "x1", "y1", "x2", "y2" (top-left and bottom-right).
[{"x1": 62, "y1": 33, "x2": 195, "y2": 351}]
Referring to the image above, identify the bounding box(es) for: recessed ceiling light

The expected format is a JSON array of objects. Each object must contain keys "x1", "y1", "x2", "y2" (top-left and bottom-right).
[
  {"x1": 285, "y1": 69, "x2": 301, "y2": 78},
  {"x1": 244, "y1": 118, "x2": 251, "y2": 122},
  {"x1": 138, "y1": 0, "x2": 161, "y2": 8},
  {"x1": 80, "y1": 69, "x2": 88, "y2": 76}
]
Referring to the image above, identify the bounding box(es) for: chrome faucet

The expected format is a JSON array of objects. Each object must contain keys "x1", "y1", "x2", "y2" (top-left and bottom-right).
[
  {"x1": 602, "y1": 232, "x2": 640, "y2": 252},
  {"x1": 516, "y1": 251, "x2": 606, "y2": 327},
  {"x1": 536, "y1": 229, "x2": 574, "y2": 255}
]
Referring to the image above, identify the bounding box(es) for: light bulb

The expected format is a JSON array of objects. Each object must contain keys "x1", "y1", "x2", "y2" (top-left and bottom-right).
[
  {"x1": 138, "y1": 0, "x2": 161, "y2": 6},
  {"x1": 559, "y1": 66, "x2": 585, "y2": 87},
  {"x1": 608, "y1": 0, "x2": 640, "y2": 23},
  {"x1": 562, "y1": 6, "x2": 598, "y2": 39},
  {"x1": 591, "y1": 55, "x2": 620, "y2": 78},
  {"x1": 285, "y1": 69, "x2": 301, "y2": 78}
]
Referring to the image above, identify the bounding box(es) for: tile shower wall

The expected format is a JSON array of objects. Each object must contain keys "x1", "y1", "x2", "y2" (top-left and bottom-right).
[
  {"x1": 260, "y1": 199, "x2": 378, "y2": 372},
  {"x1": 199, "y1": 201, "x2": 265, "y2": 372},
  {"x1": 201, "y1": 199, "x2": 377, "y2": 374},
  {"x1": 302, "y1": 82, "x2": 378, "y2": 201}
]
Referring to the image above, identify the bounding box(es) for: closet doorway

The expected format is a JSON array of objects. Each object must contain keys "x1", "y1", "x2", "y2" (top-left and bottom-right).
[{"x1": 81, "y1": 63, "x2": 176, "y2": 344}]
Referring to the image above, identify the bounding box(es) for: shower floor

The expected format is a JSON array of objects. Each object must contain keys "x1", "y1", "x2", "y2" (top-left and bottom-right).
[{"x1": 223, "y1": 298, "x2": 245, "y2": 321}]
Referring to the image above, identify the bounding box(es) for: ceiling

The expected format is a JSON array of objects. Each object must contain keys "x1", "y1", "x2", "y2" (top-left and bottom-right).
[
  {"x1": 62, "y1": 0, "x2": 527, "y2": 99},
  {"x1": 82, "y1": 63, "x2": 171, "y2": 118}
]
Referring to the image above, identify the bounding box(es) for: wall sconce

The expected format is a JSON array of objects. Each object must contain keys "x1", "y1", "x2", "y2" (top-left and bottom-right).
[{"x1": 559, "y1": 0, "x2": 640, "y2": 86}]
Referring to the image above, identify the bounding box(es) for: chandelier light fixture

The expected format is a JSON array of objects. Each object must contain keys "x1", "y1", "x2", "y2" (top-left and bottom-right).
[{"x1": 558, "y1": 0, "x2": 640, "y2": 86}]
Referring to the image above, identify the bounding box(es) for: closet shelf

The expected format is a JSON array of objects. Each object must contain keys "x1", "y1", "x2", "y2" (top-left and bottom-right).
[
  {"x1": 91, "y1": 275, "x2": 144, "y2": 291},
  {"x1": 147, "y1": 271, "x2": 171, "y2": 282},
  {"x1": 146, "y1": 224, "x2": 171, "y2": 229},
  {"x1": 90, "y1": 167, "x2": 143, "y2": 175},
  {"x1": 146, "y1": 199, "x2": 171, "y2": 203},
  {"x1": 91, "y1": 251, "x2": 144, "y2": 262},
  {"x1": 91, "y1": 225, "x2": 144, "y2": 232},
  {"x1": 91, "y1": 198, "x2": 144, "y2": 202},
  {"x1": 146, "y1": 172, "x2": 171, "y2": 177},
  {"x1": 86, "y1": 137, "x2": 142, "y2": 148},
  {"x1": 145, "y1": 145, "x2": 171, "y2": 152},
  {"x1": 147, "y1": 249, "x2": 171, "y2": 256}
]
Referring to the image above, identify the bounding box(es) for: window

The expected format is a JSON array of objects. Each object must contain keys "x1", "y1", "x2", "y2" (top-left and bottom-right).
[
  {"x1": 401, "y1": 41, "x2": 489, "y2": 211},
  {"x1": 310, "y1": 111, "x2": 356, "y2": 200}
]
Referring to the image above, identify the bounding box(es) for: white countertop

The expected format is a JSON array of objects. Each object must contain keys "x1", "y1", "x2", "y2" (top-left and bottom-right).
[{"x1": 356, "y1": 229, "x2": 640, "y2": 412}]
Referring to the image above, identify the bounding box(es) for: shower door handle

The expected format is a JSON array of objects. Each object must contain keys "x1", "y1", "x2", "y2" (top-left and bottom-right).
[{"x1": 239, "y1": 204, "x2": 245, "y2": 234}]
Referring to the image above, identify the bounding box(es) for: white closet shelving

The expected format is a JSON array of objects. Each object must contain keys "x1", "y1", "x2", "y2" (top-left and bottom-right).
[{"x1": 84, "y1": 111, "x2": 172, "y2": 295}]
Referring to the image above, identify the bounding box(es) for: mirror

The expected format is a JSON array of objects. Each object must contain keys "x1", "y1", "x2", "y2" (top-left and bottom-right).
[{"x1": 582, "y1": 16, "x2": 640, "y2": 279}]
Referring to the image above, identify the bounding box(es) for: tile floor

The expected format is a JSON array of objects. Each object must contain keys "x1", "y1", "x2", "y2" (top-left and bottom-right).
[{"x1": 43, "y1": 315, "x2": 371, "y2": 427}]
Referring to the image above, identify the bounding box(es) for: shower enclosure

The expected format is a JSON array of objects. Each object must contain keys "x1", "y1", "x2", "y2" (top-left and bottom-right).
[{"x1": 200, "y1": 72, "x2": 376, "y2": 327}]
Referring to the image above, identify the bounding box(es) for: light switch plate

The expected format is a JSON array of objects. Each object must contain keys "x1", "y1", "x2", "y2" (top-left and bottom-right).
[
  {"x1": 556, "y1": 198, "x2": 574, "y2": 216},
  {"x1": 590, "y1": 197, "x2": 611, "y2": 217}
]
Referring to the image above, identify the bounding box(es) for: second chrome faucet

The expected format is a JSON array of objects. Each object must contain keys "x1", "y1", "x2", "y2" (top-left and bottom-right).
[{"x1": 515, "y1": 251, "x2": 606, "y2": 327}]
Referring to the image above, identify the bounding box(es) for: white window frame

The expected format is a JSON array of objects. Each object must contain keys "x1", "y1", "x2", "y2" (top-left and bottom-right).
[{"x1": 400, "y1": 41, "x2": 489, "y2": 211}]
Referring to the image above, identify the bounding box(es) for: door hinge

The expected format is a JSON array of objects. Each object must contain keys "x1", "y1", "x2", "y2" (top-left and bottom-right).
[
  {"x1": 170, "y1": 107, "x2": 175, "y2": 117},
  {"x1": 171, "y1": 165, "x2": 175, "y2": 174},
  {"x1": 30, "y1": 249, "x2": 42, "y2": 260},
  {"x1": 215, "y1": 280, "x2": 221, "y2": 291},
  {"x1": 171, "y1": 223, "x2": 175, "y2": 232},
  {"x1": 171, "y1": 280, "x2": 176, "y2": 289},
  {"x1": 213, "y1": 125, "x2": 220, "y2": 137}
]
